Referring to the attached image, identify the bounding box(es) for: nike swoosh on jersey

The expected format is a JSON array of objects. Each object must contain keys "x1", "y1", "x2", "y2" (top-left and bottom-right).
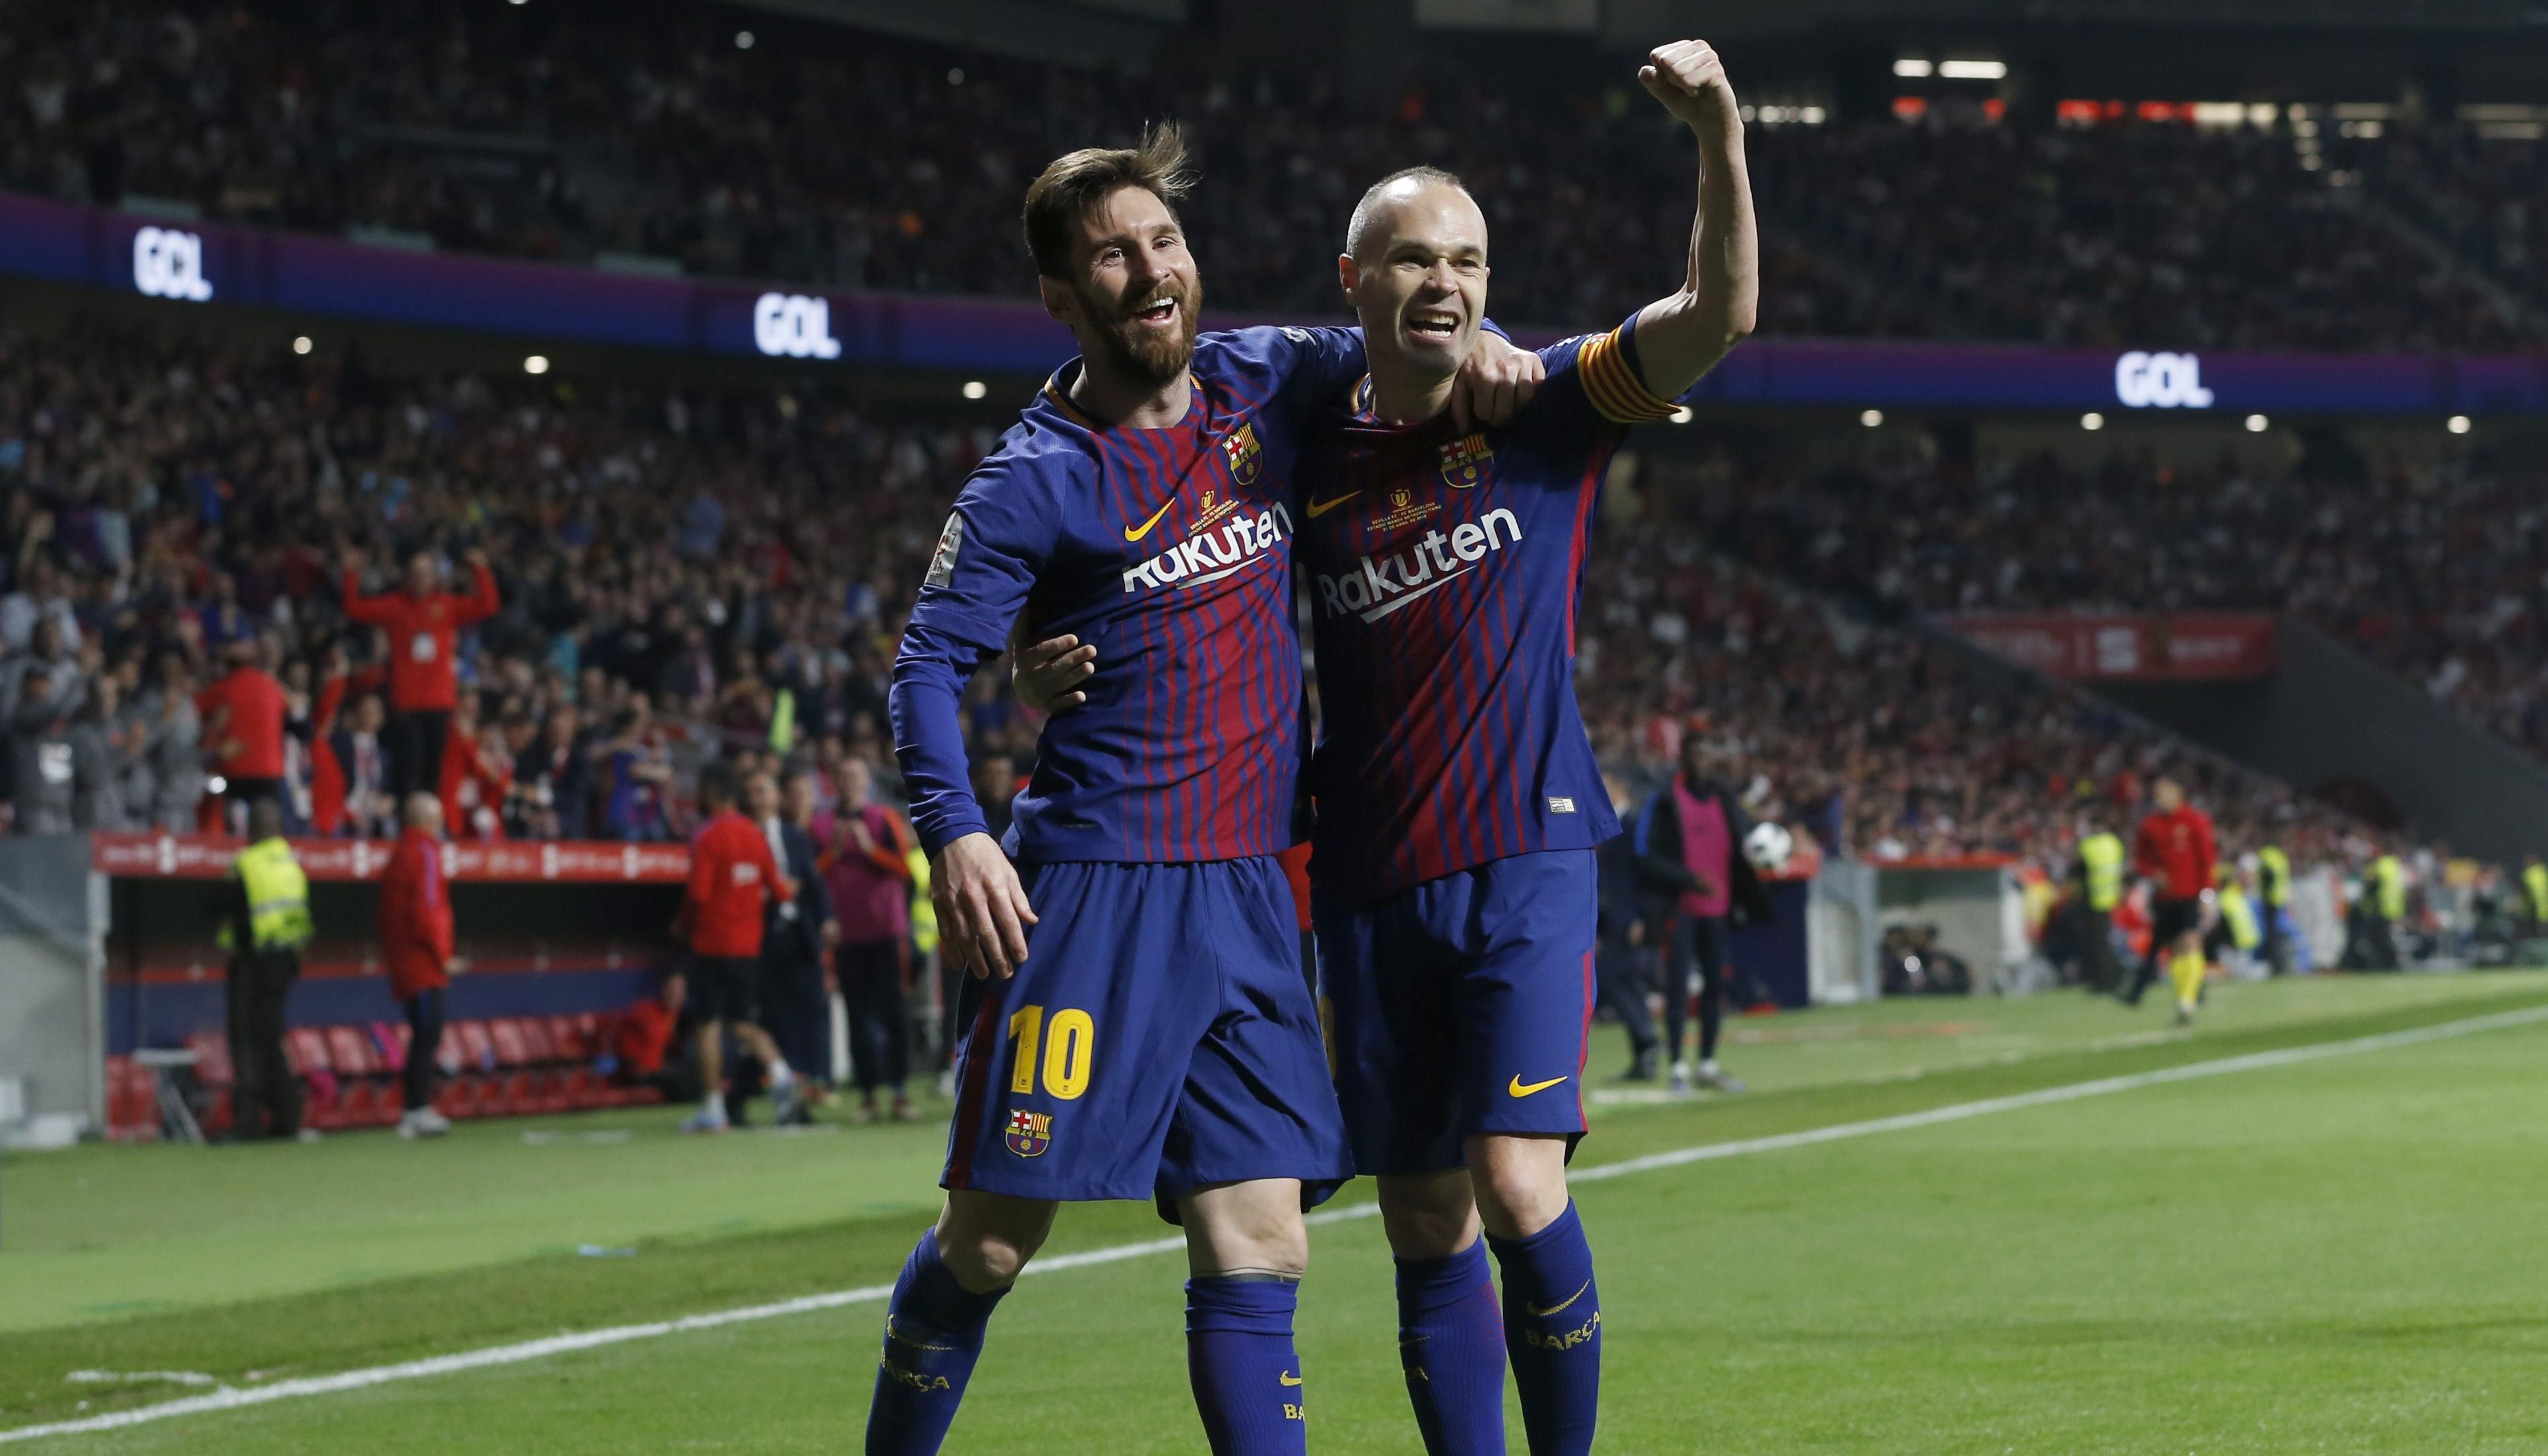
[
  {"x1": 1304, "y1": 490, "x2": 1362, "y2": 518},
  {"x1": 1508, "y1": 1074, "x2": 1569, "y2": 1097},
  {"x1": 1123, "y1": 499, "x2": 1177, "y2": 541},
  {"x1": 1524, "y1": 1280, "x2": 1592, "y2": 1318},
  {"x1": 1277, "y1": 1371, "x2": 1304, "y2": 1387}
]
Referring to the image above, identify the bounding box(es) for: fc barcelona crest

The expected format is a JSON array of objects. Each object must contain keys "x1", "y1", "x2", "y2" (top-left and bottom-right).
[
  {"x1": 1438, "y1": 433, "x2": 1493, "y2": 488},
  {"x1": 1005, "y1": 1109, "x2": 1053, "y2": 1158},
  {"x1": 1221, "y1": 423, "x2": 1263, "y2": 485}
]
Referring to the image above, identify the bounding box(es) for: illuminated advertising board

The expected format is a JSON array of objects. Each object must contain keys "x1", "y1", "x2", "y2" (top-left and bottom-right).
[{"x1": 5, "y1": 191, "x2": 2541, "y2": 413}]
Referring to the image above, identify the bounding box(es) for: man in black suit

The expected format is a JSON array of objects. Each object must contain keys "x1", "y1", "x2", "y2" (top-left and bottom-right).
[
  {"x1": 1595, "y1": 773, "x2": 1662, "y2": 1082},
  {"x1": 330, "y1": 691, "x2": 392, "y2": 839},
  {"x1": 752, "y1": 767, "x2": 834, "y2": 1123}
]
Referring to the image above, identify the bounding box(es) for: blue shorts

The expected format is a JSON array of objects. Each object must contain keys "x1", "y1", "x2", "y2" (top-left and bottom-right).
[
  {"x1": 1316, "y1": 849, "x2": 1598, "y2": 1177},
  {"x1": 942, "y1": 856, "x2": 1351, "y2": 1215}
]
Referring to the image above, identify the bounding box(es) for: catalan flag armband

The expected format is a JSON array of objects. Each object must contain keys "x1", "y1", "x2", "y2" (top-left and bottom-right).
[{"x1": 1576, "y1": 326, "x2": 1682, "y2": 425}]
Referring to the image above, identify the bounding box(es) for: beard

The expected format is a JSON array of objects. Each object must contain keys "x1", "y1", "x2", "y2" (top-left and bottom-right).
[{"x1": 1080, "y1": 271, "x2": 1203, "y2": 388}]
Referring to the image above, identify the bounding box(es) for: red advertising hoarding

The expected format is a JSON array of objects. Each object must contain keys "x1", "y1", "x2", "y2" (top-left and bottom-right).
[
  {"x1": 90, "y1": 833, "x2": 691, "y2": 883},
  {"x1": 1940, "y1": 612, "x2": 2277, "y2": 682}
]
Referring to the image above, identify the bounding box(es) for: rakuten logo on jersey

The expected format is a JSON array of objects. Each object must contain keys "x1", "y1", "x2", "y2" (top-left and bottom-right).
[
  {"x1": 1316, "y1": 508, "x2": 1521, "y2": 624},
  {"x1": 1121, "y1": 504, "x2": 1295, "y2": 594}
]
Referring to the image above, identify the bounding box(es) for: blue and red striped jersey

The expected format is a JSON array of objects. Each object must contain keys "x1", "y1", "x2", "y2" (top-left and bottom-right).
[
  {"x1": 892, "y1": 326, "x2": 1364, "y2": 864},
  {"x1": 1299, "y1": 314, "x2": 1679, "y2": 905}
]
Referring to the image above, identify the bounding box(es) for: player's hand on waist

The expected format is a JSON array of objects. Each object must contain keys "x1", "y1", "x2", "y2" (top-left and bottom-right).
[
  {"x1": 1011, "y1": 633, "x2": 1096, "y2": 712},
  {"x1": 933, "y1": 832, "x2": 1038, "y2": 979},
  {"x1": 1450, "y1": 332, "x2": 1545, "y2": 432}
]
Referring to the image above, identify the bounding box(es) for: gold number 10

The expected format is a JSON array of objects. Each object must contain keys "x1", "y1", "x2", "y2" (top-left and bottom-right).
[{"x1": 1006, "y1": 1004, "x2": 1095, "y2": 1101}]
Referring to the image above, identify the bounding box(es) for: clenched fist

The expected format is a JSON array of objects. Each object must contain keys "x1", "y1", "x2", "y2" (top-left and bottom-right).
[{"x1": 1639, "y1": 39, "x2": 1738, "y2": 135}]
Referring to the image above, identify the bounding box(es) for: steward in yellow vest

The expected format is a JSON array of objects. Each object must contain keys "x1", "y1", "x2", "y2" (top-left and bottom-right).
[
  {"x1": 907, "y1": 847, "x2": 939, "y2": 958},
  {"x1": 2253, "y1": 843, "x2": 2295, "y2": 975},
  {"x1": 2357, "y1": 852, "x2": 2407, "y2": 971},
  {"x1": 2066, "y1": 826, "x2": 2128, "y2": 992},
  {"x1": 2257, "y1": 845, "x2": 2292, "y2": 908},
  {"x1": 2371, "y1": 854, "x2": 2407, "y2": 920},
  {"x1": 217, "y1": 801, "x2": 312, "y2": 1140},
  {"x1": 223, "y1": 836, "x2": 314, "y2": 952},
  {"x1": 2078, "y1": 832, "x2": 2125, "y2": 913},
  {"x1": 2214, "y1": 868, "x2": 2261, "y2": 954}
]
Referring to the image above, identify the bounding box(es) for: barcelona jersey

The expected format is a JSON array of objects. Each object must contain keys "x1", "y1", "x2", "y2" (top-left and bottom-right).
[
  {"x1": 1298, "y1": 314, "x2": 1679, "y2": 904},
  {"x1": 892, "y1": 326, "x2": 1364, "y2": 864}
]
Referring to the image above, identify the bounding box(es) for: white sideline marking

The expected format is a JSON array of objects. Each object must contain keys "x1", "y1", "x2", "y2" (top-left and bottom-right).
[{"x1": 8, "y1": 1002, "x2": 2545, "y2": 1446}]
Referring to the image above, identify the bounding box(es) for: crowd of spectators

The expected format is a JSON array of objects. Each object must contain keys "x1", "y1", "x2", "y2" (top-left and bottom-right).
[
  {"x1": 3, "y1": 323, "x2": 2405, "y2": 899},
  {"x1": 1750, "y1": 118, "x2": 2530, "y2": 352},
  {"x1": 1575, "y1": 464, "x2": 2370, "y2": 874},
  {"x1": 0, "y1": 323, "x2": 1034, "y2": 845},
  {"x1": 2335, "y1": 124, "x2": 2547, "y2": 318},
  {"x1": 1699, "y1": 434, "x2": 2548, "y2": 766},
  {"x1": 5, "y1": 2, "x2": 2537, "y2": 350}
]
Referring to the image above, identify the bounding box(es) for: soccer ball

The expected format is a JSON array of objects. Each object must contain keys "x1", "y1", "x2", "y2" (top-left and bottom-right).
[{"x1": 1744, "y1": 821, "x2": 1794, "y2": 873}]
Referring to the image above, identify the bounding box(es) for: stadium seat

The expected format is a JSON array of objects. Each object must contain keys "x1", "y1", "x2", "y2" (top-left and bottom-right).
[
  {"x1": 487, "y1": 1017, "x2": 528, "y2": 1067},
  {"x1": 515, "y1": 1018, "x2": 553, "y2": 1062},
  {"x1": 493, "y1": 1018, "x2": 564, "y2": 1114},
  {"x1": 182, "y1": 1032, "x2": 236, "y2": 1137},
  {"x1": 437, "y1": 1021, "x2": 498, "y2": 1118},
  {"x1": 287, "y1": 1026, "x2": 360, "y2": 1130},
  {"x1": 546, "y1": 1014, "x2": 590, "y2": 1060},
  {"x1": 185, "y1": 1031, "x2": 235, "y2": 1088},
  {"x1": 105, "y1": 1055, "x2": 159, "y2": 1142},
  {"x1": 536, "y1": 1014, "x2": 600, "y2": 1107},
  {"x1": 324, "y1": 1025, "x2": 400, "y2": 1127}
]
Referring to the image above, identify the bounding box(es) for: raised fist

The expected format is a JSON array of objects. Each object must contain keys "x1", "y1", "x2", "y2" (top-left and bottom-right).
[{"x1": 1639, "y1": 39, "x2": 1738, "y2": 133}]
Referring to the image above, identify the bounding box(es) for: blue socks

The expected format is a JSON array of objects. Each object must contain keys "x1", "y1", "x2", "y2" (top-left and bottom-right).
[
  {"x1": 1489, "y1": 1201, "x2": 1602, "y2": 1456},
  {"x1": 1186, "y1": 1274, "x2": 1310, "y2": 1455},
  {"x1": 1395, "y1": 1239, "x2": 1509, "y2": 1455},
  {"x1": 864, "y1": 1214, "x2": 1590, "y2": 1455},
  {"x1": 865, "y1": 1228, "x2": 1009, "y2": 1455}
]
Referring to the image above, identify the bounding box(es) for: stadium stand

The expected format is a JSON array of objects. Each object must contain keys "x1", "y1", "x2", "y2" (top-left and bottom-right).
[
  {"x1": 1701, "y1": 436, "x2": 2548, "y2": 765},
  {"x1": 2338, "y1": 123, "x2": 2548, "y2": 319},
  {"x1": 1579, "y1": 489, "x2": 2368, "y2": 870},
  {"x1": 1, "y1": 321, "x2": 2400, "y2": 882},
  {"x1": 1749, "y1": 119, "x2": 2530, "y2": 351},
  {"x1": 0, "y1": 324, "x2": 1014, "y2": 841},
  {"x1": 1, "y1": 1, "x2": 2535, "y2": 348}
]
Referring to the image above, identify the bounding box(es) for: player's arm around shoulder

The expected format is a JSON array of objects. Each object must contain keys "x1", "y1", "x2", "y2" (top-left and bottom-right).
[
  {"x1": 1236, "y1": 322, "x2": 1541, "y2": 430},
  {"x1": 1625, "y1": 38, "x2": 1760, "y2": 401},
  {"x1": 1221, "y1": 323, "x2": 1365, "y2": 401}
]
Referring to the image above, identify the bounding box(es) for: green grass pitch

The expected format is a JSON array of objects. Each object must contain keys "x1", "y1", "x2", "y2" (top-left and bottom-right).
[{"x1": 5, "y1": 971, "x2": 2547, "y2": 1453}]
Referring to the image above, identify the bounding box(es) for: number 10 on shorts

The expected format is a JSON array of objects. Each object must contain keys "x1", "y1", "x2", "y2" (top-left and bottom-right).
[{"x1": 1007, "y1": 1004, "x2": 1095, "y2": 1099}]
